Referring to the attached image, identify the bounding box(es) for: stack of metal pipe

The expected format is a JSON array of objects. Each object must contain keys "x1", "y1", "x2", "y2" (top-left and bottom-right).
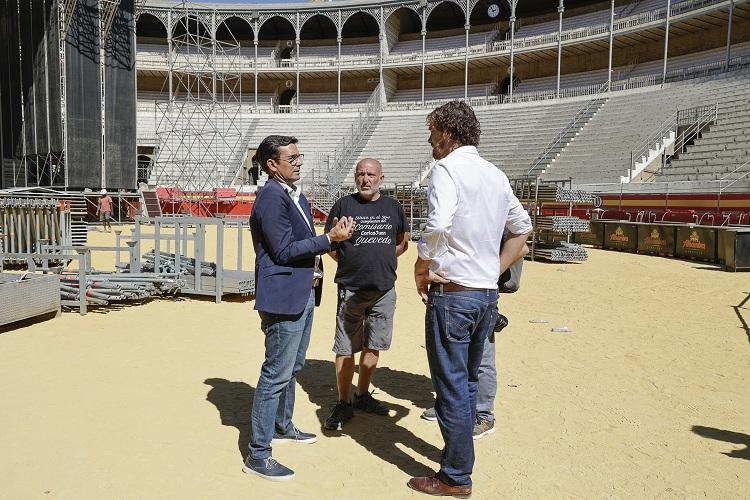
[
  {"x1": 555, "y1": 189, "x2": 594, "y2": 204},
  {"x1": 59, "y1": 272, "x2": 186, "y2": 307},
  {"x1": 534, "y1": 242, "x2": 588, "y2": 262},
  {"x1": 0, "y1": 198, "x2": 70, "y2": 260},
  {"x1": 141, "y1": 250, "x2": 216, "y2": 276},
  {"x1": 536, "y1": 216, "x2": 591, "y2": 233}
]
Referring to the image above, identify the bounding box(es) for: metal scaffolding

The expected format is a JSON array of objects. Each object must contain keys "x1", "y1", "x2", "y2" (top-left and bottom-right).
[{"x1": 152, "y1": 1, "x2": 246, "y2": 200}]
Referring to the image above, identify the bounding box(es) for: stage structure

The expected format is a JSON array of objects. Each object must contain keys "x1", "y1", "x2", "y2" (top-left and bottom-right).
[
  {"x1": 152, "y1": 1, "x2": 247, "y2": 197},
  {"x1": 0, "y1": 0, "x2": 138, "y2": 191}
]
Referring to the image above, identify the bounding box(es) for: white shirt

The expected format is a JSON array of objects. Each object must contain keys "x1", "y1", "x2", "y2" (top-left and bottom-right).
[
  {"x1": 417, "y1": 146, "x2": 532, "y2": 289},
  {"x1": 280, "y1": 181, "x2": 324, "y2": 279}
]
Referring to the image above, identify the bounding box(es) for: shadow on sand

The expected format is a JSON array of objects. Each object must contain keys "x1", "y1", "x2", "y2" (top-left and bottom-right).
[
  {"x1": 204, "y1": 378, "x2": 255, "y2": 460},
  {"x1": 692, "y1": 425, "x2": 750, "y2": 460},
  {"x1": 731, "y1": 292, "x2": 750, "y2": 345},
  {"x1": 297, "y1": 358, "x2": 442, "y2": 477}
]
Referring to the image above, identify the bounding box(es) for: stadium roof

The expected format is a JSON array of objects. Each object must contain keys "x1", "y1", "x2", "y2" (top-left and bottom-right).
[{"x1": 145, "y1": 0, "x2": 604, "y2": 18}]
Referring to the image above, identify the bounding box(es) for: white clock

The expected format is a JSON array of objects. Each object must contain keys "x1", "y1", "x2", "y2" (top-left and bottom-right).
[{"x1": 487, "y1": 3, "x2": 500, "y2": 18}]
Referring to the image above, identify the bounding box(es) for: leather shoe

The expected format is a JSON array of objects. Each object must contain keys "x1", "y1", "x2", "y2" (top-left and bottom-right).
[{"x1": 407, "y1": 475, "x2": 471, "y2": 498}]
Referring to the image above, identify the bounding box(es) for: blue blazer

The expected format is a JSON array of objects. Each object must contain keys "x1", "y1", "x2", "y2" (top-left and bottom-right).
[{"x1": 250, "y1": 178, "x2": 331, "y2": 315}]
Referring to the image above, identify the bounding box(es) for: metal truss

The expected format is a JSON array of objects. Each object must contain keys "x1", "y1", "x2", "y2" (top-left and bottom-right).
[
  {"x1": 99, "y1": 0, "x2": 122, "y2": 44},
  {"x1": 59, "y1": 0, "x2": 78, "y2": 40},
  {"x1": 152, "y1": 1, "x2": 247, "y2": 202}
]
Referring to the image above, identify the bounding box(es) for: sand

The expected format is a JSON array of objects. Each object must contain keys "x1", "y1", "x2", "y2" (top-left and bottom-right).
[{"x1": 0, "y1": 226, "x2": 748, "y2": 499}]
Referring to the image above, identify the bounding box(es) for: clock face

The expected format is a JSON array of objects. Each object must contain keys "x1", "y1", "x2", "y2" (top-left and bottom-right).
[{"x1": 487, "y1": 3, "x2": 500, "y2": 18}]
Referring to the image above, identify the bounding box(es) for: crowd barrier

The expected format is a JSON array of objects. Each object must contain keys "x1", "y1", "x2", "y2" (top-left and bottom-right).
[{"x1": 575, "y1": 221, "x2": 750, "y2": 271}]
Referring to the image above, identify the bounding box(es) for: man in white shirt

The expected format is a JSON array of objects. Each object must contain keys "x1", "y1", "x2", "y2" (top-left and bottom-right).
[{"x1": 408, "y1": 101, "x2": 532, "y2": 497}]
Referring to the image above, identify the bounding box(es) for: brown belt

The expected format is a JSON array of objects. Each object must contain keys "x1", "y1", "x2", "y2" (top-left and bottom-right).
[
  {"x1": 312, "y1": 278, "x2": 321, "y2": 288},
  {"x1": 429, "y1": 282, "x2": 493, "y2": 293}
]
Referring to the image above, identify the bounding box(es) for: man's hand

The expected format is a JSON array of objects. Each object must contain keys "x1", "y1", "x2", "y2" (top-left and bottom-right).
[
  {"x1": 414, "y1": 257, "x2": 449, "y2": 304},
  {"x1": 327, "y1": 216, "x2": 355, "y2": 242}
]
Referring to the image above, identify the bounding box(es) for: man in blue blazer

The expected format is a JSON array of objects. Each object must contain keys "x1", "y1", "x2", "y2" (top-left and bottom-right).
[{"x1": 244, "y1": 135, "x2": 354, "y2": 482}]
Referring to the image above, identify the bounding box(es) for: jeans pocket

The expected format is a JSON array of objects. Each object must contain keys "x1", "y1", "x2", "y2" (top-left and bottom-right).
[{"x1": 444, "y1": 305, "x2": 475, "y2": 343}]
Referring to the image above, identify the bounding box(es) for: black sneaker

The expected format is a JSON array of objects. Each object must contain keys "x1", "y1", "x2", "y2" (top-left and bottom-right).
[
  {"x1": 421, "y1": 407, "x2": 437, "y2": 421},
  {"x1": 324, "y1": 401, "x2": 354, "y2": 430},
  {"x1": 353, "y1": 391, "x2": 389, "y2": 415},
  {"x1": 272, "y1": 425, "x2": 318, "y2": 444},
  {"x1": 473, "y1": 418, "x2": 496, "y2": 440},
  {"x1": 242, "y1": 456, "x2": 295, "y2": 481}
]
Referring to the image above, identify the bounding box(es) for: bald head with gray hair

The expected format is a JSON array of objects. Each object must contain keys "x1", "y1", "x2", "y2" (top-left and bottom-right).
[{"x1": 355, "y1": 158, "x2": 384, "y2": 201}]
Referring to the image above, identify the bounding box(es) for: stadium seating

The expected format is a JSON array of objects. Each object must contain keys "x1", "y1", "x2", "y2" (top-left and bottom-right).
[
  {"x1": 389, "y1": 30, "x2": 495, "y2": 55},
  {"x1": 343, "y1": 98, "x2": 591, "y2": 186},
  {"x1": 514, "y1": 0, "x2": 665, "y2": 38},
  {"x1": 546, "y1": 69, "x2": 750, "y2": 184},
  {"x1": 389, "y1": 83, "x2": 496, "y2": 103},
  {"x1": 656, "y1": 77, "x2": 750, "y2": 181},
  {"x1": 513, "y1": 42, "x2": 750, "y2": 98}
]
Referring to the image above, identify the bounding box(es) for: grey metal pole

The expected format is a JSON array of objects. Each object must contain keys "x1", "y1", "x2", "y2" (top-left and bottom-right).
[
  {"x1": 296, "y1": 12, "x2": 300, "y2": 106},
  {"x1": 337, "y1": 36, "x2": 342, "y2": 108},
  {"x1": 607, "y1": 0, "x2": 614, "y2": 87},
  {"x1": 464, "y1": 24, "x2": 469, "y2": 99},
  {"x1": 296, "y1": 38, "x2": 300, "y2": 106},
  {"x1": 421, "y1": 29, "x2": 426, "y2": 105},
  {"x1": 379, "y1": 6, "x2": 384, "y2": 97},
  {"x1": 509, "y1": 14, "x2": 515, "y2": 102},
  {"x1": 726, "y1": 0, "x2": 734, "y2": 71},
  {"x1": 167, "y1": 11, "x2": 173, "y2": 101},
  {"x1": 212, "y1": 10, "x2": 217, "y2": 101},
  {"x1": 662, "y1": 0, "x2": 671, "y2": 84},
  {"x1": 557, "y1": 0, "x2": 564, "y2": 98},
  {"x1": 254, "y1": 38, "x2": 258, "y2": 107}
]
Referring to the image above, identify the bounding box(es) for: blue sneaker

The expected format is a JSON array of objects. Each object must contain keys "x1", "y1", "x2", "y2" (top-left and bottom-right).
[
  {"x1": 272, "y1": 425, "x2": 318, "y2": 444},
  {"x1": 242, "y1": 456, "x2": 295, "y2": 481}
]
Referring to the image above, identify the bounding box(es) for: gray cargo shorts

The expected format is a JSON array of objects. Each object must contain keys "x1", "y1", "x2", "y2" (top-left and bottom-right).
[{"x1": 333, "y1": 286, "x2": 397, "y2": 355}]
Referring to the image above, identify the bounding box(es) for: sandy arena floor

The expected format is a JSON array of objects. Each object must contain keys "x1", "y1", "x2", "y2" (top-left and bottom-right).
[{"x1": 1, "y1": 226, "x2": 748, "y2": 499}]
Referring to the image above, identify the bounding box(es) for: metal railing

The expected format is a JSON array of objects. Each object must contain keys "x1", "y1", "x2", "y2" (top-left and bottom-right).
[
  {"x1": 717, "y1": 158, "x2": 750, "y2": 211},
  {"x1": 308, "y1": 84, "x2": 383, "y2": 214},
  {"x1": 527, "y1": 82, "x2": 609, "y2": 176},
  {"x1": 631, "y1": 103, "x2": 718, "y2": 178}
]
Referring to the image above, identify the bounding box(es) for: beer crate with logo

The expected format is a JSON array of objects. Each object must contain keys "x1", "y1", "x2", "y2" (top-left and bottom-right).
[
  {"x1": 574, "y1": 221, "x2": 604, "y2": 247},
  {"x1": 603, "y1": 223, "x2": 638, "y2": 252},
  {"x1": 637, "y1": 224, "x2": 675, "y2": 256},
  {"x1": 675, "y1": 226, "x2": 717, "y2": 262}
]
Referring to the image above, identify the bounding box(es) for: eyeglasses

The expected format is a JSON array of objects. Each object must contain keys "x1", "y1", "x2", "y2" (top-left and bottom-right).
[{"x1": 279, "y1": 153, "x2": 304, "y2": 164}]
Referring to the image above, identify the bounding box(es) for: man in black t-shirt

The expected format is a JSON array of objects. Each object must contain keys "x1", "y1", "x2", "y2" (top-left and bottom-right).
[{"x1": 323, "y1": 158, "x2": 409, "y2": 430}]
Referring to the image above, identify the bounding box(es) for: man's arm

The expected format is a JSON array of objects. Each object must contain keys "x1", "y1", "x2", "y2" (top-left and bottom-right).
[
  {"x1": 324, "y1": 201, "x2": 341, "y2": 262},
  {"x1": 395, "y1": 232, "x2": 409, "y2": 257},
  {"x1": 500, "y1": 232, "x2": 531, "y2": 274},
  {"x1": 259, "y1": 199, "x2": 353, "y2": 265}
]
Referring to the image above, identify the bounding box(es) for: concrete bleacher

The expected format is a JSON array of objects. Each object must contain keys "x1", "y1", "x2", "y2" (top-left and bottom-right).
[
  {"x1": 514, "y1": 42, "x2": 750, "y2": 96},
  {"x1": 299, "y1": 91, "x2": 372, "y2": 105},
  {"x1": 346, "y1": 98, "x2": 587, "y2": 186},
  {"x1": 656, "y1": 77, "x2": 750, "y2": 181},
  {"x1": 390, "y1": 83, "x2": 495, "y2": 103},
  {"x1": 389, "y1": 31, "x2": 494, "y2": 55},
  {"x1": 515, "y1": 0, "x2": 664, "y2": 38},
  {"x1": 546, "y1": 70, "x2": 750, "y2": 184},
  {"x1": 297, "y1": 42, "x2": 379, "y2": 59},
  {"x1": 241, "y1": 112, "x2": 361, "y2": 185}
]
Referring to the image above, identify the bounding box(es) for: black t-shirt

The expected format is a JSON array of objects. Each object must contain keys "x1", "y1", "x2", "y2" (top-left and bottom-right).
[{"x1": 325, "y1": 193, "x2": 407, "y2": 291}]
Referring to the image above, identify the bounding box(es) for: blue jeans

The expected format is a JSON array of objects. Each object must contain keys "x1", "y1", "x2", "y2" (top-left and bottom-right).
[
  {"x1": 425, "y1": 287, "x2": 498, "y2": 487},
  {"x1": 249, "y1": 290, "x2": 315, "y2": 460},
  {"x1": 477, "y1": 331, "x2": 497, "y2": 422}
]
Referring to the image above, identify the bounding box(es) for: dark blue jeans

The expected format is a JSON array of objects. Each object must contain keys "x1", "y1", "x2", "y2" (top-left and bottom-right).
[
  {"x1": 249, "y1": 290, "x2": 315, "y2": 460},
  {"x1": 425, "y1": 287, "x2": 498, "y2": 487}
]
